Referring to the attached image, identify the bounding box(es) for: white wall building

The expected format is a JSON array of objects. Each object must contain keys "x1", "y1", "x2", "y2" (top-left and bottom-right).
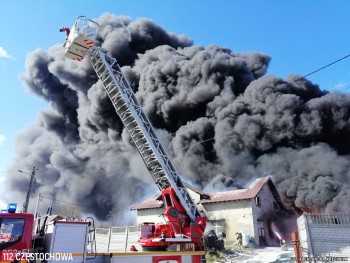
[
  {"x1": 297, "y1": 213, "x2": 350, "y2": 258},
  {"x1": 132, "y1": 176, "x2": 297, "y2": 246}
]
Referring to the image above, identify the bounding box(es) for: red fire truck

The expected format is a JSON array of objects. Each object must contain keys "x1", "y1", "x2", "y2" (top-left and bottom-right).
[
  {"x1": 0, "y1": 204, "x2": 205, "y2": 262},
  {"x1": 0, "y1": 16, "x2": 207, "y2": 263}
]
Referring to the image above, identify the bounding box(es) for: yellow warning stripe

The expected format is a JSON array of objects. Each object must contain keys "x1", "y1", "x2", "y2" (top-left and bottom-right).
[
  {"x1": 86, "y1": 251, "x2": 205, "y2": 257},
  {"x1": 0, "y1": 251, "x2": 205, "y2": 261}
]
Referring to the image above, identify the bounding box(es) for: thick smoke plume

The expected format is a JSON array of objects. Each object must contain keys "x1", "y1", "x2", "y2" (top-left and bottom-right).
[{"x1": 5, "y1": 13, "x2": 350, "y2": 222}]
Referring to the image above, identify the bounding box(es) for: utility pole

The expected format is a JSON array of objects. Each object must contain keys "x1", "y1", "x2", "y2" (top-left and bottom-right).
[
  {"x1": 19, "y1": 166, "x2": 37, "y2": 213},
  {"x1": 34, "y1": 192, "x2": 42, "y2": 218}
]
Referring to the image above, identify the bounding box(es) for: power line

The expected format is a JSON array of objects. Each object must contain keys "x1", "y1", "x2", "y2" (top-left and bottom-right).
[
  {"x1": 302, "y1": 54, "x2": 350, "y2": 79},
  {"x1": 161, "y1": 53, "x2": 350, "y2": 140},
  {"x1": 0, "y1": 170, "x2": 29, "y2": 174},
  {"x1": 40, "y1": 195, "x2": 95, "y2": 209},
  {"x1": 35, "y1": 148, "x2": 133, "y2": 172}
]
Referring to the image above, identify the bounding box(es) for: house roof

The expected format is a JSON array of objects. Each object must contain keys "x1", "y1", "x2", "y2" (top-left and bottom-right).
[
  {"x1": 200, "y1": 176, "x2": 270, "y2": 204},
  {"x1": 131, "y1": 176, "x2": 281, "y2": 210},
  {"x1": 131, "y1": 193, "x2": 163, "y2": 210},
  {"x1": 131, "y1": 182, "x2": 208, "y2": 211}
]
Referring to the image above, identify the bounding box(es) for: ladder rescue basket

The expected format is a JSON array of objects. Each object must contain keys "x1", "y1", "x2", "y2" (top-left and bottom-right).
[{"x1": 63, "y1": 16, "x2": 99, "y2": 61}]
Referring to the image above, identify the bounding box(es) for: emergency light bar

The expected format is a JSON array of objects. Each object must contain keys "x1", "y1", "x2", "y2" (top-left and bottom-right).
[{"x1": 7, "y1": 203, "x2": 17, "y2": 213}]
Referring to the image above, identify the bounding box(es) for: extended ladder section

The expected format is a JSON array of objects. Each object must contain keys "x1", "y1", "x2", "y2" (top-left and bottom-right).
[{"x1": 89, "y1": 47, "x2": 201, "y2": 221}]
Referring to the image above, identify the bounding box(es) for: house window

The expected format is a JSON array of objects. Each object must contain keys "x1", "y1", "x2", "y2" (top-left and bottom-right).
[
  {"x1": 207, "y1": 220, "x2": 226, "y2": 238},
  {"x1": 255, "y1": 196, "x2": 261, "y2": 207}
]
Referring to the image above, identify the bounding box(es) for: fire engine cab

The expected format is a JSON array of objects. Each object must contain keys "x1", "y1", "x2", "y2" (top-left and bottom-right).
[{"x1": 0, "y1": 204, "x2": 33, "y2": 253}]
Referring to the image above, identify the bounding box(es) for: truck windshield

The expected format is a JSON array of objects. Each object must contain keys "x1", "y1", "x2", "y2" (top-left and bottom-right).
[{"x1": 0, "y1": 218, "x2": 25, "y2": 246}]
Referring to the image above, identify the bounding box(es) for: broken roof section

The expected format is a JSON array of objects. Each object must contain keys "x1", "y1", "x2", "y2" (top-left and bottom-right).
[
  {"x1": 131, "y1": 176, "x2": 283, "y2": 210},
  {"x1": 201, "y1": 176, "x2": 269, "y2": 203}
]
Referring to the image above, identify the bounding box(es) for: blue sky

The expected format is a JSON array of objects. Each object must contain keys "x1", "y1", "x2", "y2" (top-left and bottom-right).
[{"x1": 1, "y1": 0, "x2": 350, "y2": 206}]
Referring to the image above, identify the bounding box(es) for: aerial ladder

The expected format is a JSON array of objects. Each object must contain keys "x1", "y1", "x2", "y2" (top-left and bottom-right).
[{"x1": 63, "y1": 16, "x2": 206, "y2": 251}]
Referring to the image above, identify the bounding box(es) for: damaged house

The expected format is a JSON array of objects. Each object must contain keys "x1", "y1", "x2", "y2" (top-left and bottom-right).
[{"x1": 132, "y1": 176, "x2": 297, "y2": 246}]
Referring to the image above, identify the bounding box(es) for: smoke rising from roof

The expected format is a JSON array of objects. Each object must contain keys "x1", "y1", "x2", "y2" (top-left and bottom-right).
[{"x1": 5, "y1": 13, "x2": 350, "y2": 221}]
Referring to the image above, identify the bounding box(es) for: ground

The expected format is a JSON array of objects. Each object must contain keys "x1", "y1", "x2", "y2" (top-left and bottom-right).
[{"x1": 206, "y1": 246, "x2": 295, "y2": 263}]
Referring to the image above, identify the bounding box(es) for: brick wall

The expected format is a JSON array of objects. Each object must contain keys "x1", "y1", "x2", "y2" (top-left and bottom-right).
[{"x1": 298, "y1": 213, "x2": 350, "y2": 257}]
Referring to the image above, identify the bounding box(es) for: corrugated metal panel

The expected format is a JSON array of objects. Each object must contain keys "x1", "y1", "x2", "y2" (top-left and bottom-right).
[
  {"x1": 95, "y1": 226, "x2": 141, "y2": 252},
  {"x1": 47, "y1": 222, "x2": 88, "y2": 263},
  {"x1": 298, "y1": 213, "x2": 350, "y2": 258}
]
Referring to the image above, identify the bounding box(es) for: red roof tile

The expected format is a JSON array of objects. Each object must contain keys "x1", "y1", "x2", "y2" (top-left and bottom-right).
[
  {"x1": 200, "y1": 176, "x2": 270, "y2": 203},
  {"x1": 131, "y1": 176, "x2": 271, "y2": 210}
]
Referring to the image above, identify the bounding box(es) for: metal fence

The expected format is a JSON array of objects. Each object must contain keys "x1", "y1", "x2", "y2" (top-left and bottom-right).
[
  {"x1": 95, "y1": 225, "x2": 141, "y2": 252},
  {"x1": 304, "y1": 212, "x2": 350, "y2": 225},
  {"x1": 298, "y1": 213, "x2": 350, "y2": 258}
]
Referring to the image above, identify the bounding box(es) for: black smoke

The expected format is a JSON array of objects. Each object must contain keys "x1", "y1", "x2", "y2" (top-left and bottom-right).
[{"x1": 5, "y1": 13, "x2": 350, "y2": 222}]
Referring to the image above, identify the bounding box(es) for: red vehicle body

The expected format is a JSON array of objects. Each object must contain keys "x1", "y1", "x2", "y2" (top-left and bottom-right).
[
  {"x1": 139, "y1": 188, "x2": 206, "y2": 250},
  {"x1": 0, "y1": 213, "x2": 34, "y2": 260},
  {"x1": 0, "y1": 211, "x2": 206, "y2": 263}
]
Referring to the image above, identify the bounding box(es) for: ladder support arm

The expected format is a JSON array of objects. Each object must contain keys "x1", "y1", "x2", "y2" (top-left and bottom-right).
[{"x1": 89, "y1": 47, "x2": 201, "y2": 221}]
